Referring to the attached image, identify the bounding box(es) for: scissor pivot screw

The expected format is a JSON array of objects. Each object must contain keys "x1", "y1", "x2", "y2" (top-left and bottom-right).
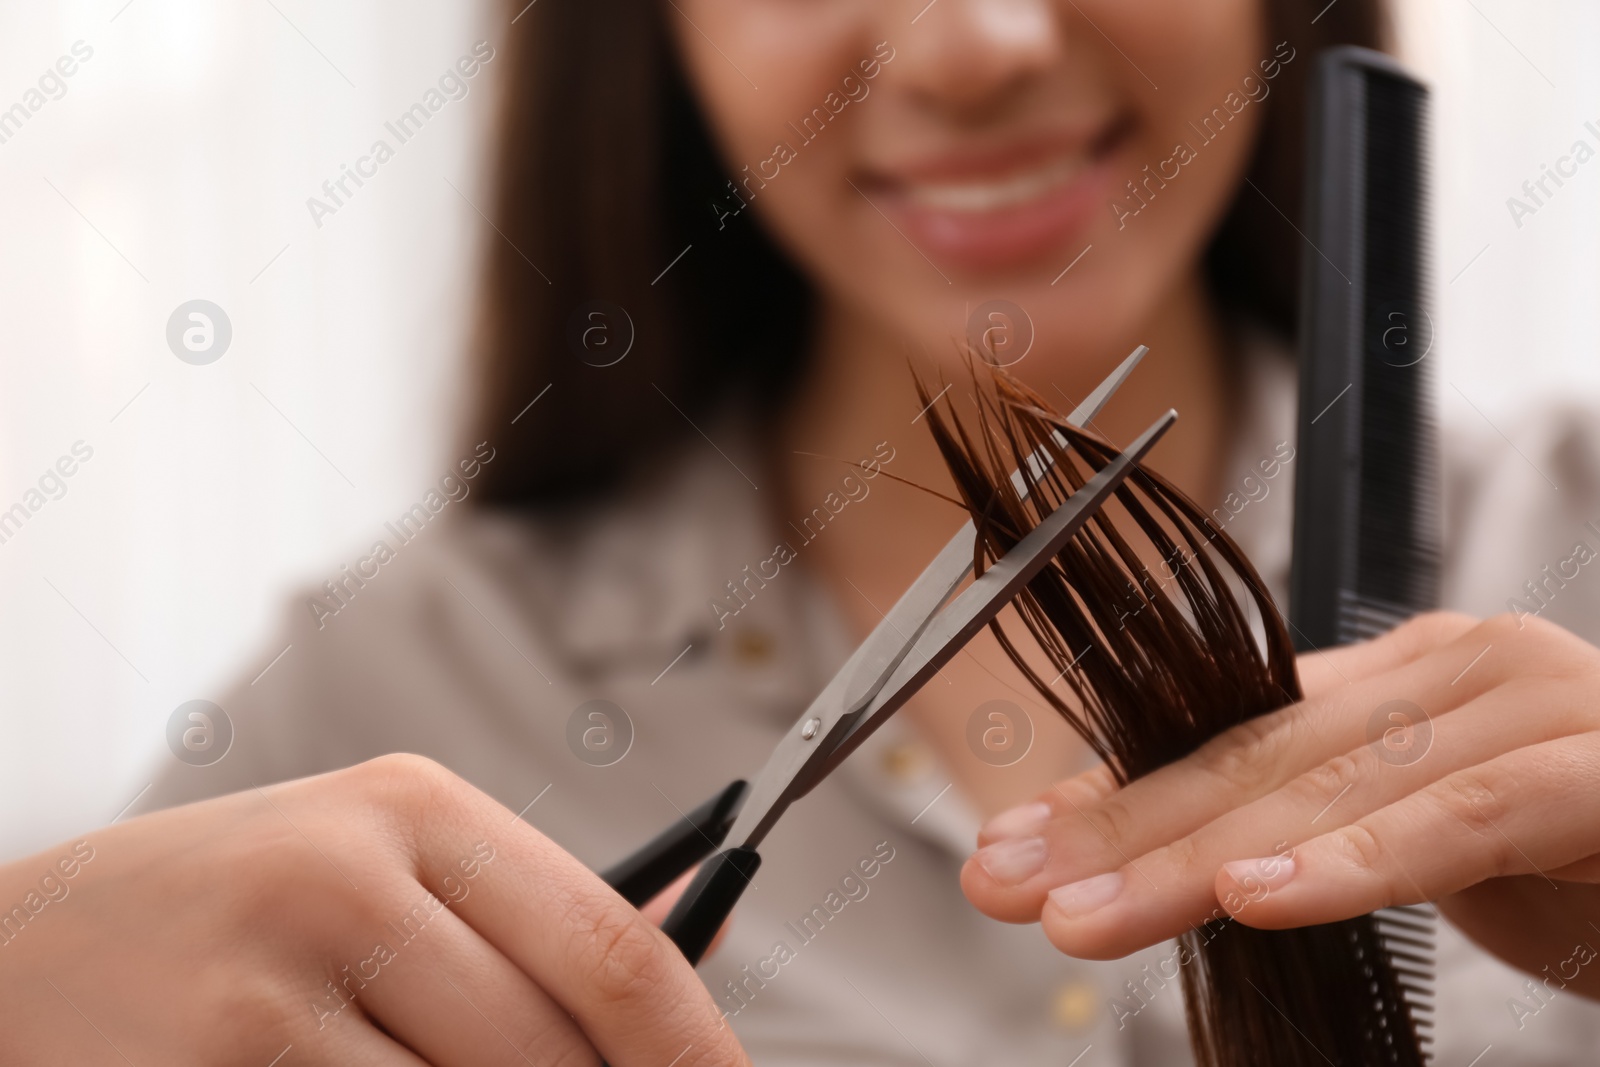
[{"x1": 800, "y1": 717, "x2": 821, "y2": 740}]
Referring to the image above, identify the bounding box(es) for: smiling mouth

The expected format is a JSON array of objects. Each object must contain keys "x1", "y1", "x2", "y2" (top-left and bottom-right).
[
  {"x1": 864, "y1": 117, "x2": 1134, "y2": 273},
  {"x1": 900, "y1": 146, "x2": 1102, "y2": 213}
]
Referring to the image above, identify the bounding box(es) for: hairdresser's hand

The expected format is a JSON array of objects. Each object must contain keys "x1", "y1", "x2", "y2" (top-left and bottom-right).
[
  {"x1": 0, "y1": 754, "x2": 747, "y2": 1066},
  {"x1": 963, "y1": 612, "x2": 1600, "y2": 1000}
]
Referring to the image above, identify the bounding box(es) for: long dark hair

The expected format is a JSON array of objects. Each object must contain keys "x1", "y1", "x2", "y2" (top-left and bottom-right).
[
  {"x1": 923, "y1": 365, "x2": 1428, "y2": 1066},
  {"x1": 470, "y1": 0, "x2": 1385, "y2": 506}
]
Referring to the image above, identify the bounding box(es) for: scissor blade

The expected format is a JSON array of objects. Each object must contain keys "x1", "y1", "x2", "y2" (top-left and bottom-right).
[
  {"x1": 825, "y1": 345, "x2": 1148, "y2": 734},
  {"x1": 1069, "y1": 345, "x2": 1147, "y2": 427},
  {"x1": 861, "y1": 343, "x2": 1150, "y2": 701},
  {"x1": 730, "y1": 407, "x2": 1176, "y2": 851},
  {"x1": 825, "y1": 344, "x2": 1151, "y2": 760},
  {"x1": 722, "y1": 348, "x2": 1148, "y2": 851},
  {"x1": 1011, "y1": 344, "x2": 1148, "y2": 496},
  {"x1": 816, "y1": 409, "x2": 1176, "y2": 784}
]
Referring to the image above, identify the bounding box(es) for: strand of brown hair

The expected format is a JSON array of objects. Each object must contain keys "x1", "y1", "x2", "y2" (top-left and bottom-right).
[{"x1": 920, "y1": 361, "x2": 1429, "y2": 1067}]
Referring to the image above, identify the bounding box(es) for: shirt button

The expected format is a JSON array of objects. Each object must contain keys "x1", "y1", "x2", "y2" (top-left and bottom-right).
[
  {"x1": 1051, "y1": 981, "x2": 1099, "y2": 1032},
  {"x1": 879, "y1": 741, "x2": 932, "y2": 782},
  {"x1": 730, "y1": 627, "x2": 774, "y2": 665}
]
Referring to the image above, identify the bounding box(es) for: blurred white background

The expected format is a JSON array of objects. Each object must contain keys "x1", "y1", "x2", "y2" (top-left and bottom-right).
[{"x1": 0, "y1": 0, "x2": 1595, "y2": 859}]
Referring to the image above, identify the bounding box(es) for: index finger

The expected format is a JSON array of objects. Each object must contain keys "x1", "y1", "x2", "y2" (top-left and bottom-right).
[
  {"x1": 985, "y1": 609, "x2": 1482, "y2": 848},
  {"x1": 1294, "y1": 611, "x2": 1479, "y2": 698},
  {"x1": 382, "y1": 756, "x2": 747, "y2": 1067},
  {"x1": 966, "y1": 612, "x2": 1484, "y2": 922}
]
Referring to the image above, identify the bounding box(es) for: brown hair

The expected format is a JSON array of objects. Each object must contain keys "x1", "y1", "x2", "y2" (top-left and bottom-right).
[
  {"x1": 469, "y1": 0, "x2": 1384, "y2": 506},
  {"x1": 922, "y1": 364, "x2": 1428, "y2": 1067}
]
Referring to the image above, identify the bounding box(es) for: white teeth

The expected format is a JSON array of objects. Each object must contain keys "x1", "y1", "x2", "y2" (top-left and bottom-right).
[{"x1": 903, "y1": 153, "x2": 1089, "y2": 213}]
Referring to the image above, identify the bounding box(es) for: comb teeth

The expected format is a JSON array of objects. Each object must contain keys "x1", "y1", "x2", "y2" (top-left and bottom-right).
[
  {"x1": 1342, "y1": 909, "x2": 1434, "y2": 1065},
  {"x1": 1292, "y1": 46, "x2": 1439, "y2": 1067},
  {"x1": 1337, "y1": 590, "x2": 1413, "y2": 641},
  {"x1": 1347, "y1": 52, "x2": 1438, "y2": 1058},
  {"x1": 1354, "y1": 64, "x2": 1440, "y2": 617},
  {"x1": 1345, "y1": 53, "x2": 1439, "y2": 1063},
  {"x1": 1376, "y1": 904, "x2": 1438, "y2": 1060},
  {"x1": 1290, "y1": 47, "x2": 1440, "y2": 653}
]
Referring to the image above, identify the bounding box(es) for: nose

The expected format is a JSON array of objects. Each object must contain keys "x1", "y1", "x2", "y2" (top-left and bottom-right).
[{"x1": 888, "y1": 0, "x2": 1063, "y2": 117}]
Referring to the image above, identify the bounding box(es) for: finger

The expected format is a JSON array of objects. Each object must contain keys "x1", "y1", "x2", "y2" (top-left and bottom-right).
[
  {"x1": 353, "y1": 896, "x2": 597, "y2": 1067},
  {"x1": 1294, "y1": 611, "x2": 1479, "y2": 698},
  {"x1": 965, "y1": 618, "x2": 1514, "y2": 924},
  {"x1": 1020, "y1": 680, "x2": 1587, "y2": 957},
  {"x1": 305, "y1": 1020, "x2": 432, "y2": 1067},
  {"x1": 970, "y1": 615, "x2": 1471, "y2": 853},
  {"x1": 377, "y1": 757, "x2": 748, "y2": 1067},
  {"x1": 1545, "y1": 854, "x2": 1600, "y2": 882},
  {"x1": 970, "y1": 614, "x2": 1479, "y2": 855},
  {"x1": 1216, "y1": 731, "x2": 1600, "y2": 931},
  {"x1": 975, "y1": 764, "x2": 1117, "y2": 848}
]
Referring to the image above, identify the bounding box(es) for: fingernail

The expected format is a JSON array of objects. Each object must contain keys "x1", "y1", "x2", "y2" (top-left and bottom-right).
[
  {"x1": 982, "y1": 801, "x2": 1052, "y2": 840},
  {"x1": 1222, "y1": 855, "x2": 1297, "y2": 891},
  {"x1": 974, "y1": 836, "x2": 1048, "y2": 887},
  {"x1": 1047, "y1": 871, "x2": 1123, "y2": 918}
]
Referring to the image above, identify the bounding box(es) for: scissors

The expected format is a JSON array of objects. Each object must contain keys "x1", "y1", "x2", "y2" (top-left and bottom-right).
[{"x1": 601, "y1": 345, "x2": 1173, "y2": 966}]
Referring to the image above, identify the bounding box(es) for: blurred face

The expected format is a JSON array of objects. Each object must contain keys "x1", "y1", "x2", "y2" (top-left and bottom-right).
[{"x1": 671, "y1": 0, "x2": 1269, "y2": 369}]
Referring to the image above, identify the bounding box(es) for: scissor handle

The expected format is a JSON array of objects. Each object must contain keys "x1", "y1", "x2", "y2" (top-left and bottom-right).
[
  {"x1": 601, "y1": 780, "x2": 748, "y2": 907},
  {"x1": 659, "y1": 846, "x2": 763, "y2": 965}
]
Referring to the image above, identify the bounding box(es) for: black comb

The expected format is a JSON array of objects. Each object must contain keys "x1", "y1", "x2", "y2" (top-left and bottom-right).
[
  {"x1": 1289, "y1": 46, "x2": 1441, "y2": 1064},
  {"x1": 1292, "y1": 46, "x2": 1442, "y2": 643}
]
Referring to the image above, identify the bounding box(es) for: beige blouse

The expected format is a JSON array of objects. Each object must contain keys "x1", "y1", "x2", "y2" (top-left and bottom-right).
[{"x1": 140, "y1": 348, "x2": 1600, "y2": 1065}]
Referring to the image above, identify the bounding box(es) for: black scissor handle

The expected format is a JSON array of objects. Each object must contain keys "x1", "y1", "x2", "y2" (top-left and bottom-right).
[
  {"x1": 660, "y1": 845, "x2": 763, "y2": 966},
  {"x1": 601, "y1": 780, "x2": 748, "y2": 908}
]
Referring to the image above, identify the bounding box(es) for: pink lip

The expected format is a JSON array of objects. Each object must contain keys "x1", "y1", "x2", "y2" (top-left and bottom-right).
[{"x1": 863, "y1": 124, "x2": 1128, "y2": 275}]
